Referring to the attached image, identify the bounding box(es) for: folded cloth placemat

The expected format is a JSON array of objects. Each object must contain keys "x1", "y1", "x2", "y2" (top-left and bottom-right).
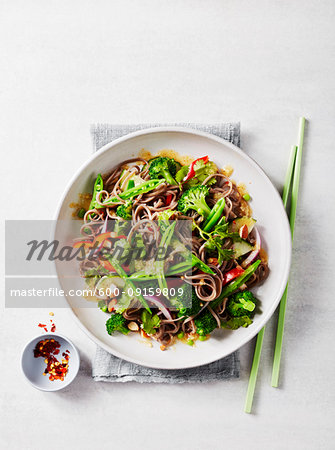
[{"x1": 91, "y1": 122, "x2": 240, "y2": 383}]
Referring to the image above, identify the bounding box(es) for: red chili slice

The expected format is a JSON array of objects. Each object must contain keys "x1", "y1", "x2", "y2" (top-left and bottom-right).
[
  {"x1": 165, "y1": 194, "x2": 172, "y2": 206},
  {"x1": 183, "y1": 156, "x2": 209, "y2": 182},
  {"x1": 100, "y1": 260, "x2": 116, "y2": 273},
  {"x1": 222, "y1": 267, "x2": 245, "y2": 285}
]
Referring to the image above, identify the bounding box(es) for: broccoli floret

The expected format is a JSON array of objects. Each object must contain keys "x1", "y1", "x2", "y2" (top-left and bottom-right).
[
  {"x1": 148, "y1": 157, "x2": 177, "y2": 185},
  {"x1": 116, "y1": 201, "x2": 133, "y2": 220},
  {"x1": 194, "y1": 310, "x2": 217, "y2": 336},
  {"x1": 178, "y1": 185, "x2": 211, "y2": 218},
  {"x1": 106, "y1": 313, "x2": 129, "y2": 335},
  {"x1": 221, "y1": 316, "x2": 253, "y2": 330},
  {"x1": 226, "y1": 290, "x2": 257, "y2": 318},
  {"x1": 178, "y1": 286, "x2": 202, "y2": 317}
]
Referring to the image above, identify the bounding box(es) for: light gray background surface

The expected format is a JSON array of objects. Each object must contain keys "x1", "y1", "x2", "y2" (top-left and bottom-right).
[{"x1": 1, "y1": 1, "x2": 334, "y2": 449}]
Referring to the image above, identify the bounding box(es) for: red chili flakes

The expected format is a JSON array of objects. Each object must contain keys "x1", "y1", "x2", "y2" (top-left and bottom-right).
[
  {"x1": 50, "y1": 320, "x2": 56, "y2": 333},
  {"x1": 62, "y1": 351, "x2": 70, "y2": 361},
  {"x1": 37, "y1": 323, "x2": 48, "y2": 332},
  {"x1": 33, "y1": 338, "x2": 70, "y2": 381},
  {"x1": 37, "y1": 318, "x2": 57, "y2": 333}
]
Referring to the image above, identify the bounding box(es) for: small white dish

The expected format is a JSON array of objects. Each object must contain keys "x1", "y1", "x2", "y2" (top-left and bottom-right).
[{"x1": 21, "y1": 334, "x2": 80, "y2": 391}]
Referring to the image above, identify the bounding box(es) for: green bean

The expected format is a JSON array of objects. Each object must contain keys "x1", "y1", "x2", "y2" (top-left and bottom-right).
[
  {"x1": 106, "y1": 256, "x2": 151, "y2": 312},
  {"x1": 89, "y1": 174, "x2": 103, "y2": 210},
  {"x1": 214, "y1": 259, "x2": 261, "y2": 307},
  {"x1": 97, "y1": 179, "x2": 164, "y2": 208},
  {"x1": 203, "y1": 197, "x2": 226, "y2": 232}
]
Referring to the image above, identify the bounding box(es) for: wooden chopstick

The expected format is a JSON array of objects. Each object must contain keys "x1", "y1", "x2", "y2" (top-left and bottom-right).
[{"x1": 244, "y1": 143, "x2": 298, "y2": 413}]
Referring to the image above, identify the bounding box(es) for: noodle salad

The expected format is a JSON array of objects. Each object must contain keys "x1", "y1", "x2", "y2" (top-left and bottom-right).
[{"x1": 73, "y1": 154, "x2": 269, "y2": 349}]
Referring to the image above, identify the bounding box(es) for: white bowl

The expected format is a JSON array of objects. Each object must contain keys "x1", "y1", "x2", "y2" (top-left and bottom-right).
[
  {"x1": 21, "y1": 334, "x2": 80, "y2": 391},
  {"x1": 55, "y1": 127, "x2": 291, "y2": 369}
]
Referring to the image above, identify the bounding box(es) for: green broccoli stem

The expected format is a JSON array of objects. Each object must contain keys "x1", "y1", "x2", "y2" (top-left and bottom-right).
[
  {"x1": 118, "y1": 323, "x2": 130, "y2": 335},
  {"x1": 162, "y1": 169, "x2": 177, "y2": 186},
  {"x1": 203, "y1": 197, "x2": 226, "y2": 232},
  {"x1": 196, "y1": 200, "x2": 211, "y2": 217},
  {"x1": 106, "y1": 255, "x2": 151, "y2": 312},
  {"x1": 97, "y1": 179, "x2": 164, "y2": 209},
  {"x1": 211, "y1": 259, "x2": 261, "y2": 309}
]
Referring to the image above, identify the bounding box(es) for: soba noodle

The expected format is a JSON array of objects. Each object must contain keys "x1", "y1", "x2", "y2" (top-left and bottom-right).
[{"x1": 79, "y1": 156, "x2": 269, "y2": 347}]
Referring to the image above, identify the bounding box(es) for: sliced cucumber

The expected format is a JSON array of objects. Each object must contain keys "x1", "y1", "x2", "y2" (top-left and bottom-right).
[
  {"x1": 128, "y1": 174, "x2": 144, "y2": 187},
  {"x1": 232, "y1": 240, "x2": 253, "y2": 258},
  {"x1": 118, "y1": 169, "x2": 129, "y2": 188},
  {"x1": 229, "y1": 217, "x2": 256, "y2": 234},
  {"x1": 119, "y1": 168, "x2": 127, "y2": 180},
  {"x1": 119, "y1": 170, "x2": 144, "y2": 192}
]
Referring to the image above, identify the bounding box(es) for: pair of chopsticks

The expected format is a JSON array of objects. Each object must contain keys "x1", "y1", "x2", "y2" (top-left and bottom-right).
[{"x1": 244, "y1": 117, "x2": 306, "y2": 413}]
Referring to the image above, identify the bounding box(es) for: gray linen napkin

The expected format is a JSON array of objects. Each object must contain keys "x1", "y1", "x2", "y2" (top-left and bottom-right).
[{"x1": 91, "y1": 122, "x2": 240, "y2": 383}]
